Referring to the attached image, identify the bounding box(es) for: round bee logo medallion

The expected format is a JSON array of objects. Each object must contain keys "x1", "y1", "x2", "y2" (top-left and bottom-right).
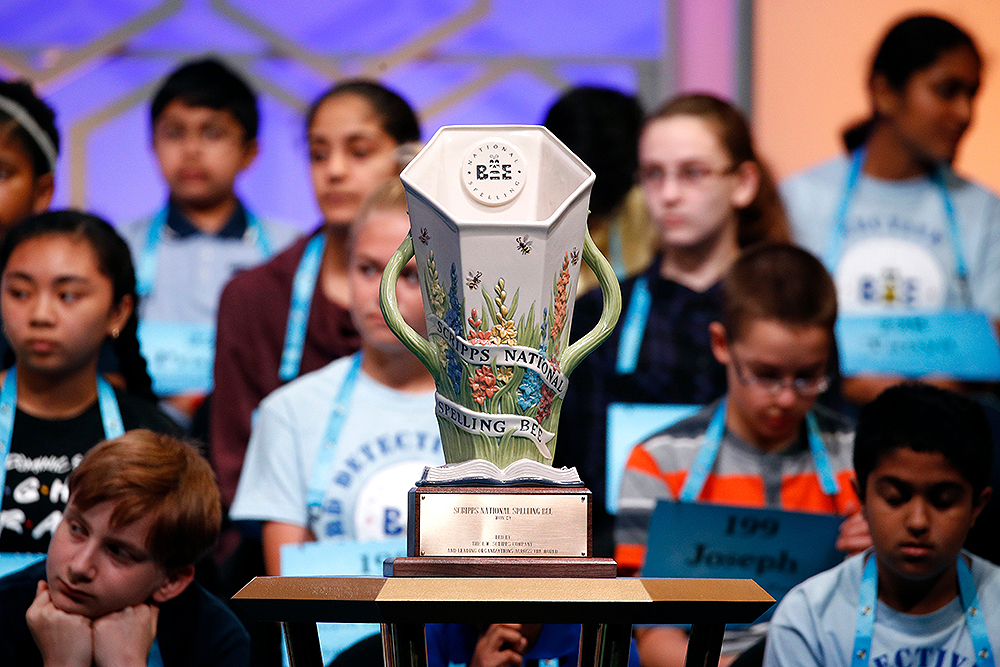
[{"x1": 461, "y1": 139, "x2": 526, "y2": 206}]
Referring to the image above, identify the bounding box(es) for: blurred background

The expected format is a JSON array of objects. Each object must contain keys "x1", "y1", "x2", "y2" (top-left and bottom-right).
[{"x1": 1, "y1": 0, "x2": 995, "y2": 231}]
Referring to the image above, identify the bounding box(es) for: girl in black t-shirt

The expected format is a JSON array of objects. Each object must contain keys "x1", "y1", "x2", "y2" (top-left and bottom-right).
[{"x1": 0, "y1": 211, "x2": 176, "y2": 558}]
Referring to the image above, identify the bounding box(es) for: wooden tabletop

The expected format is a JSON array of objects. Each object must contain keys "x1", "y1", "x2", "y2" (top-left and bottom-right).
[{"x1": 232, "y1": 576, "x2": 774, "y2": 625}]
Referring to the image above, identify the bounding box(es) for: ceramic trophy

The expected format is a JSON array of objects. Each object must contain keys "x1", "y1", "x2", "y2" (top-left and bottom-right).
[{"x1": 380, "y1": 126, "x2": 621, "y2": 573}]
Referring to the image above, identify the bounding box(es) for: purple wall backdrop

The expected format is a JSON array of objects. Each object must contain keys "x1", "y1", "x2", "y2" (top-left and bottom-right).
[{"x1": 0, "y1": 0, "x2": 725, "y2": 233}]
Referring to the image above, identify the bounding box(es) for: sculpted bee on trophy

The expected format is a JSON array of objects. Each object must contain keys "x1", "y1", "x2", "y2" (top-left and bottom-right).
[{"x1": 380, "y1": 126, "x2": 621, "y2": 575}]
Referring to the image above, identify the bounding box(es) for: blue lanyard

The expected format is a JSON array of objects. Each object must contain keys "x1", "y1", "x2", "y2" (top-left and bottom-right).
[
  {"x1": 305, "y1": 353, "x2": 362, "y2": 527},
  {"x1": 148, "y1": 638, "x2": 163, "y2": 667},
  {"x1": 677, "y1": 399, "x2": 839, "y2": 502},
  {"x1": 852, "y1": 554, "x2": 994, "y2": 667},
  {"x1": 279, "y1": 233, "x2": 326, "y2": 382},
  {"x1": 0, "y1": 366, "x2": 125, "y2": 512},
  {"x1": 616, "y1": 274, "x2": 652, "y2": 375},
  {"x1": 827, "y1": 148, "x2": 972, "y2": 307},
  {"x1": 136, "y1": 206, "x2": 275, "y2": 298}
]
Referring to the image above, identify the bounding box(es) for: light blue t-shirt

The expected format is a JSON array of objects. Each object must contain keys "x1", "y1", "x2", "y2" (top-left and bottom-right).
[
  {"x1": 119, "y1": 209, "x2": 300, "y2": 325},
  {"x1": 781, "y1": 156, "x2": 1000, "y2": 318},
  {"x1": 119, "y1": 207, "x2": 300, "y2": 397},
  {"x1": 229, "y1": 355, "x2": 443, "y2": 540},
  {"x1": 765, "y1": 550, "x2": 1000, "y2": 667}
]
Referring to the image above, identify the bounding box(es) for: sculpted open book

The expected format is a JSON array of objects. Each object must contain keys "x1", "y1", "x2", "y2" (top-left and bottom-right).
[{"x1": 418, "y1": 459, "x2": 583, "y2": 486}]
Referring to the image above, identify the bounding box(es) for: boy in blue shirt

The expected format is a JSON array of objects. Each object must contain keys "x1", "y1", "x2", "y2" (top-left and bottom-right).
[
  {"x1": 120, "y1": 58, "x2": 297, "y2": 416},
  {"x1": 765, "y1": 384, "x2": 997, "y2": 667}
]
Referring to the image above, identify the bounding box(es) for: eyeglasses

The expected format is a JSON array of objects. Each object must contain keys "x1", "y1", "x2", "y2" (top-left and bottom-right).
[
  {"x1": 637, "y1": 162, "x2": 737, "y2": 189},
  {"x1": 730, "y1": 352, "x2": 830, "y2": 397}
]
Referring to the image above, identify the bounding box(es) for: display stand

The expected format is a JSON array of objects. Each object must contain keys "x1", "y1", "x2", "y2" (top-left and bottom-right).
[
  {"x1": 231, "y1": 480, "x2": 772, "y2": 667},
  {"x1": 232, "y1": 575, "x2": 773, "y2": 667}
]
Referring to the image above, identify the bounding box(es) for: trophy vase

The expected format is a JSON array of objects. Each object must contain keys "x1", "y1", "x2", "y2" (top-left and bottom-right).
[{"x1": 380, "y1": 125, "x2": 621, "y2": 575}]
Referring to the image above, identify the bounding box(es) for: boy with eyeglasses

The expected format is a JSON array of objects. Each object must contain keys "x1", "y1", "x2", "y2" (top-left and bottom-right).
[{"x1": 616, "y1": 243, "x2": 870, "y2": 667}]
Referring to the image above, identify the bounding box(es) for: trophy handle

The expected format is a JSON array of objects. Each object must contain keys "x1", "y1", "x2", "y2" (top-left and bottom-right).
[
  {"x1": 380, "y1": 233, "x2": 441, "y2": 376},
  {"x1": 559, "y1": 228, "x2": 622, "y2": 376}
]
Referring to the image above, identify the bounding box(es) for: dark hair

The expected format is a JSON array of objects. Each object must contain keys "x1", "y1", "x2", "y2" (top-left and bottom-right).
[
  {"x1": 151, "y1": 57, "x2": 258, "y2": 141},
  {"x1": 721, "y1": 242, "x2": 837, "y2": 341},
  {"x1": 307, "y1": 79, "x2": 420, "y2": 145},
  {"x1": 544, "y1": 86, "x2": 644, "y2": 216},
  {"x1": 69, "y1": 430, "x2": 222, "y2": 570},
  {"x1": 843, "y1": 15, "x2": 980, "y2": 151},
  {"x1": 0, "y1": 79, "x2": 59, "y2": 176},
  {"x1": 854, "y1": 383, "x2": 992, "y2": 498},
  {"x1": 646, "y1": 94, "x2": 789, "y2": 247},
  {"x1": 0, "y1": 210, "x2": 156, "y2": 403}
]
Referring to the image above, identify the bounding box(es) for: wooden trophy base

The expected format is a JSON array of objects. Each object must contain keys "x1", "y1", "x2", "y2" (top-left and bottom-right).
[
  {"x1": 387, "y1": 485, "x2": 617, "y2": 579},
  {"x1": 385, "y1": 556, "x2": 617, "y2": 578}
]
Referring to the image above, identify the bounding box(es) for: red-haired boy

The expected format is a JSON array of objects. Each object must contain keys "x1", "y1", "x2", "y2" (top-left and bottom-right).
[{"x1": 0, "y1": 430, "x2": 249, "y2": 666}]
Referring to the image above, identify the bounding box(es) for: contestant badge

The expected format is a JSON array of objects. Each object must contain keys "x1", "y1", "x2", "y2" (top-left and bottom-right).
[
  {"x1": 836, "y1": 238, "x2": 945, "y2": 311},
  {"x1": 353, "y1": 461, "x2": 430, "y2": 541}
]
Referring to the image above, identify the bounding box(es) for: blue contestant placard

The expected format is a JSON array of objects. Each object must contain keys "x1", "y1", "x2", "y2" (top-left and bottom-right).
[
  {"x1": 606, "y1": 403, "x2": 700, "y2": 515},
  {"x1": 0, "y1": 552, "x2": 45, "y2": 578},
  {"x1": 642, "y1": 501, "x2": 842, "y2": 622},
  {"x1": 137, "y1": 321, "x2": 215, "y2": 395},
  {"x1": 836, "y1": 311, "x2": 1000, "y2": 380},
  {"x1": 280, "y1": 538, "x2": 407, "y2": 665}
]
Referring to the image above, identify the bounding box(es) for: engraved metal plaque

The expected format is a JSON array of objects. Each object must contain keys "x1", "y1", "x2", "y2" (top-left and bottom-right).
[{"x1": 415, "y1": 492, "x2": 588, "y2": 557}]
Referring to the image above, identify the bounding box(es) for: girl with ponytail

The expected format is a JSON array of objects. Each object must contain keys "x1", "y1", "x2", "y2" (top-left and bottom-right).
[
  {"x1": 781, "y1": 14, "x2": 1000, "y2": 404},
  {"x1": 0, "y1": 210, "x2": 181, "y2": 563}
]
